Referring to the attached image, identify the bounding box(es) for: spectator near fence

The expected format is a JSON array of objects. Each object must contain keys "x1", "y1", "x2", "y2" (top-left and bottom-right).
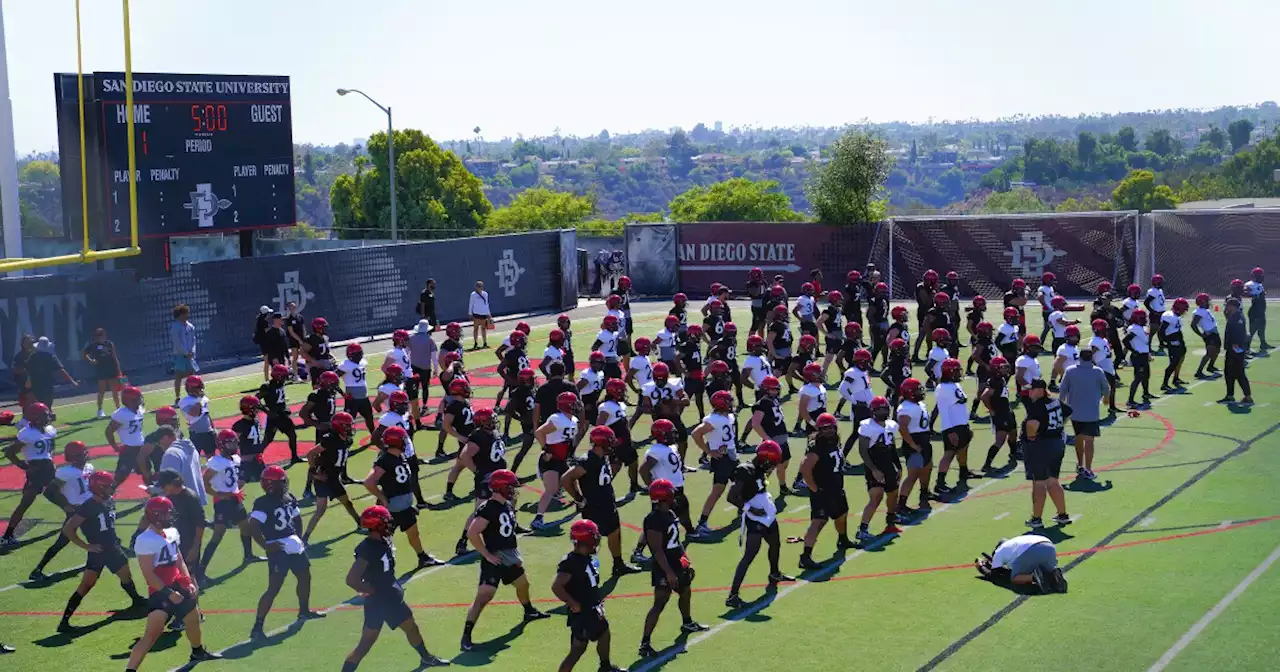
[
  {"x1": 253, "y1": 306, "x2": 272, "y2": 381},
  {"x1": 468, "y1": 281, "x2": 492, "y2": 350},
  {"x1": 27, "y1": 337, "x2": 78, "y2": 415},
  {"x1": 416, "y1": 279, "x2": 438, "y2": 331},
  {"x1": 285, "y1": 301, "x2": 306, "y2": 382},
  {"x1": 83, "y1": 327, "x2": 124, "y2": 418},
  {"x1": 10, "y1": 334, "x2": 35, "y2": 409},
  {"x1": 170, "y1": 304, "x2": 198, "y2": 402}
]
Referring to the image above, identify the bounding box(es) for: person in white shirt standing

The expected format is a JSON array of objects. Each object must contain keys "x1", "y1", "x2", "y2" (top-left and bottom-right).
[
  {"x1": 107, "y1": 386, "x2": 148, "y2": 486},
  {"x1": 179, "y1": 376, "x2": 216, "y2": 459},
  {"x1": 1121, "y1": 284, "x2": 1143, "y2": 323},
  {"x1": 468, "y1": 281, "x2": 492, "y2": 350},
  {"x1": 1123, "y1": 309, "x2": 1153, "y2": 407},
  {"x1": 1046, "y1": 295, "x2": 1078, "y2": 355},
  {"x1": 1088, "y1": 319, "x2": 1121, "y2": 415},
  {"x1": 1014, "y1": 335, "x2": 1044, "y2": 398},
  {"x1": 1159, "y1": 297, "x2": 1190, "y2": 391},
  {"x1": 531, "y1": 392, "x2": 584, "y2": 530},
  {"x1": 1144, "y1": 274, "x2": 1167, "y2": 353},
  {"x1": 895, "y1": 379, "x2": 933, "y2": 515},
  {"x1": 691, "y1": 392, "x2": 739, "y2": 538},
  {"x1": 1050, "y1": 325, "x2": 1082, "y2": 391},
  {"x1": 1190, "y1": 292, "x2": 1221, "y2": 378},
  {"x1": 975, "y1": 534, "x2": 1067, "y2": 594},
  {"x1": 934, "y1": 359, "x2": 975, "y2": 495},
  {"x1": 382, "y1": 330, "x2": 419, "y2": 427},
  {"x1": 634, "y1": 419, "x2": 696, "y2": 562}
]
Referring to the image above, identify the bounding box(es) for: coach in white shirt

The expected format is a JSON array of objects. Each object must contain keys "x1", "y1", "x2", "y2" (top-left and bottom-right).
[
  {"x1": 468, "y1": 281, "x2": 491, "y2": 350},
  {"x1": 975, "y1": 534, "x2": 1066, "y2": 593}
]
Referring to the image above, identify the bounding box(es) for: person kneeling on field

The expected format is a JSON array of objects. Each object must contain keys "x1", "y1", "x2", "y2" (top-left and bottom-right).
[{"x1": 975, "y1": 533, "x2": 1067, "y2": 594}]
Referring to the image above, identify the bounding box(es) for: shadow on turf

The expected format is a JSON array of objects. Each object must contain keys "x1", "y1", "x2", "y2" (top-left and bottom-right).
[
  {"x1": 32, "y1": 604, "x2": 148, "y2": 648},
  {"x1": 214, "y1": 618, "x2": 309, "y2": 662},
  {"x1": 21, "y1": 566, "x2": 83, "y2": 590},
  {"x1": 449, "y1": 619, "x2": 531, "y2": 667},
  {"x1": 107, "y1": 629, "x2": 185, "y2": 660},
  {"x1": 1065, "y1": 479, "x2": 1114, "y2": 494}
]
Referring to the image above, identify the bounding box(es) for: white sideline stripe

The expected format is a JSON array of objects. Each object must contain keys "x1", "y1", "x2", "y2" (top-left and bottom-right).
[
  {"x1": 1147, "y1": 541, "x2": 1280, "y2": 672},
  {"x1": 789, "y1": 504, "x2": 809, "y2": 513},
  {"x1": 633, "y1": 473, "x2": 1015, "y2": 671},
  {"x1": 1150, "y1": 380, "x2": 1210, "y2": 406},
  {"x1": 0, "y1": 563, "x2": 85, "y2": 593},
  {"x1": 178, "y1": 554, "x2": 469, "y2": 670},
  {"x1": 1217, "y1": 520, "x2": 1233, "y2": 529},
  {"x1": 993, "y1": 512, "x2": 1010, "y2": 520},
  {"x1": 1139, "y1": 516, "x2": 1156, "y2": 528}
]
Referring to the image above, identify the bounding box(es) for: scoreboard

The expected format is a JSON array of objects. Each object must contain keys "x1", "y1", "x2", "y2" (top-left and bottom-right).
[{"x1": 94, "y1": 72, "x2": 295, "y2": 240}]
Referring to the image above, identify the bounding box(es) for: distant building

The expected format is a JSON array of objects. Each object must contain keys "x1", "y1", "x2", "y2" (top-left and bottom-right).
[
  {"x1": 464, "y1": 159, "x2": 500, "y2": 177},
  {"x1": 714, "y1": 121, "x2": 723, "y2": 133},
  {"x1": 1177, "y1": 197, "x2": 1280, "y2": 210}
]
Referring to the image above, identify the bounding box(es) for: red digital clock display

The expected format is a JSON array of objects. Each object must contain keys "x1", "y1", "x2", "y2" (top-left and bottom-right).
[{"x1": 190, "y1": 104, "x2": 228, "y2": 133}]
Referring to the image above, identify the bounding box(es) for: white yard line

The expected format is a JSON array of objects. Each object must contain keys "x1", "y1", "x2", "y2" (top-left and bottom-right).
[
  {"x1": 0, "y1": 563, "x2": 85, "y2": 593},
  {"x1": 1139, "y1": 516, "x2": 1156, "y2": 528},
  {"x1": 1217, "y1": 520, "x2": 1233, "y2": 529},
  {"x1": 993, "y1": 512, "x2": 1010, "y2": 520},
  {"x1": 1150, "y1": 380, "x2": 1211, "y2": 407},
  {"x1": 1147, "y1": 541, "x2": 1280, "y2": 672}
]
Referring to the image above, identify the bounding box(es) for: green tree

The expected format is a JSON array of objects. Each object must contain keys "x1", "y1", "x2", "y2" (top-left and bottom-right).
[
  {"x1": 1228, "y1": 119, "x2": 1255, "y2": 152},
  {"x1": 483, "y1": 188, "x2": 595, "y2": 233},
  {"x1": 666, "y1": 130, "x2": 697, "y2": 178},
  {"x1": 1111, "y1": 169, "x2": 1177, "y2": 213},
  {"x1": 330, "y1": 129, "x2": 491, "y2": 239},
  {"x1": 511, "y1": 139, "x2": 548, "y2": 161},
  {"x1": 980, "y1": 187, "x2": 1046, "y2": 213},
  {"x1": 1203, "y1": 126, "x2": 1227, "y2": 152},
  {"x1": 1144, "y1": 128, "x2": 1181, "y2": 157},
  {"x1": 805, "y1": 129, "x2": 892, "y2": 224},
  {"x1": 669, "y1": 178, "x2": 802, "y2": 222},
  {"x1": 1054, "y1": 195, "x2": 1109, "y2": 212},
  {"x1": 1221, "y1": 128, "x2": 1280, "y2": 196},
  {"x1": 302, "y1": 152, "x2": 316, "y2": 185},
  {"x1": 1077, "y1": 131, "x2": 1097, "y2": 168},
  {"x1": 1117, "y1": 126, "x2": 1138, "y2": 152},
  {"x1": 18, "y1": 159, "x2": 62, "y2": 233}
]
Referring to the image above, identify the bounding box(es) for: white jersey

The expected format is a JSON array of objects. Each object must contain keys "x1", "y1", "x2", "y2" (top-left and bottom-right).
[
  {"x1": 799, "y1": 382, "x2": 827, "y2": 412},
  {"x1": 1126, "y1": 324, "x2": 1150, "y2": 354},
  {"x1": 378, "y1": 411, "x2": 415, "y2": 457},
  {"x1": 1089, "y1": 336, "x2": 1115, "y2": 374},
  {"x1": 205, "y1": 454, "x2": 243, "y2": 494},
  {"x1": 133, "y1": 527, "x2": 182, "y2": 567},
  {"x1": 796, "y1": 295, "x2": 817, "y2": 320},
  {"x1": 702, "y1": 413, "x2": 737, "y2": 457},
  {"x1": 1015, "y1": 355, "x2": 1041, "y2": 385},
  {"x1": 1122, "y1": 297, "x2": 1140, "y2": 321},
  {"x1": 997, "y1": 323, "x2": 1021, "y2": 348},
  {"x1": 111, "y1": 406, "x2": 146, "y2": 447},
  {"x1": 857, "y1": 418, "x2": 898, "y2": 447},
  {"x1": 340, "y1": 358, "x2": 369, "y2": 390},
  {"x1": 1048, "y1": 310, "x2": 1068, "y2": 338},
  {"x1": 742, "y1": 355, "x2": 773, "y2": 387},
  {"x1": 606, "y1": 308, "x2": 628, "y2": 334},
  {"x1": 595, "y1": 330, "x2": 620, "y2": 360},
  {"x1": 839, "y1": 367, "x2": 874, "y2": 406},
  {"x1": 383, "y1": 347, "x2": 411, "y2": 373},
  {"x1": 935, "y1": 381, "x2": 969, "y2": 430},
  {"x1": 1194, "y1": 307, "x2": 1218, "y2": 334},
  {"x1": 579, "y1": 368, "x2": 606, "y2": 397},
  {"x1": 641, "y1": 380, "x2": 685, "y2": 408},
  {"x1": 896, "y1": 399, "x2": 930, "y2": 435},
  {"x1": 1245, "y1": 280, "x2": 1265, "y2": 299},
  {"x1": 542, "y1": 345, "x2": 565, "y2": 366},
  {"x1": 598, "y1": 399, "x2": 628, "y2": 426},
  {"x1": 1037, "y1": 285, "x2": 1056, "y2": 311},
  {"x1": 1160, "y1": 313, "x2": 1183, "y2": 342},
  {"x1": 644, "y1": 442, "x2": 685, "y2": 487},
  {"x1": 926, "y1": 346, "x2": 947, "y2": 380},
  {"x1": 654, "y1": 329, "x2": 678, "y2": 360},
  {"x1": 377, "y1": 381, "x2": 403, "y2": 400},
  {"x1": 18, "y1": 425, "x2": 56, "y2": 462},
  {"x1": 1147, "y1": 287, "x2": 1166, "y2": 312},
  {"x1": 57, "y1": 462, "x2": 94, "y2": 506},
  {"x1": 1055, "y1": 343, "x2": 1080, "y2": 369},
  {"x1": 991, "y1": 534, "x2": 1054, "y2": 570},
  {"x1": 546, "y1": 412, "x2": 579, "y2": 445},
  {"x1": 180, "y1": 394, "x2": 212, "y2": 434},
  {"x1": 629, "y1": 355, "x2": 654, "y2": 387}
]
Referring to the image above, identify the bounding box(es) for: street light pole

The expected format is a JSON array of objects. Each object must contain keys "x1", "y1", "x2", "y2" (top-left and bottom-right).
[{"x1": 337, "y1": 87, "x2": 396, "y2": 241}]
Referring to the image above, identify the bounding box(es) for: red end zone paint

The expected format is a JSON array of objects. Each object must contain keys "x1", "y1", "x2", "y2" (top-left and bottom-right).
[{"x1": 8, "y1": 514, "x2": 1275, "y2": 618}]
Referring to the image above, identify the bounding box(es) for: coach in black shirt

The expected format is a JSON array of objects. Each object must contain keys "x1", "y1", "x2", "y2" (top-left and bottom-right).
[
  {"x1": 1221, "y1": 298, "x2": 1253, "y2": 405},
  {"x1": 417, "y1": 279, "x2": 438, "y2": 330},
  {"x1": 1021, "y1": 379, "x2": 1071, "y2": 528},
  {"x1": 534, "y1": 362, "x2": 578, "y2": 426}
]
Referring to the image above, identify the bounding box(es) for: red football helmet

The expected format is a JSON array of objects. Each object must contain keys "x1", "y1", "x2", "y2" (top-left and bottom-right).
[
  {"x1": 942, "y1": 358, "x2": 963, "y2": 382},
  {"x1": 802, "y1": 282, "x2": 815, "y2": 295},
  {"x1": 652, "y1": 361, "x2": 670, "y2": 382},
  {"x1": 710, "y1": 390, "x2": 734, "y2": 412},
  {"x1": 89, "y1": 470, "x2": 116, "y2": 499},
  {"x1": 606, "y1": 295, "x2": 622, "y2": 310},
  {"x1": 976, "y1": 321, "x2": 994, "y2": 336},
  {"x1": 664, "y1": 315, "x2": 680, "y2": 331},
  {"x1": 1130, "y1": 309, "x2": 1148, "y2": 326},
  {"x1": 673, "y1": 292, "x2": 688, "y2": 305},
  {"x1": 1051, "y1": 296, "x2": 1067, "y2": 310},
  {"x1": 155, "y1": 406, "x2": 179, "y2": 427},
  {"x1": 852, "y1": 348, "x2": 872, "y2": 368},
  {"x1": 121, "y1": 385, "x2": 143, "y2": 409},
  {"x1": 707, "y1": 299, "x2": 723, "y2": 313},
  {"x1": 687, "y1": 324, "x2": 704, "y2": 340},
  {"x1": 923, "y1": 269, "x2": 939, "y2": 285},
  {"x1": 749, "y1": 267, "x2": 763, "y2": 281},
  {"x1": 827, "y1": 290, "x2": 843, "y2": 306},
  {"x1": 589, "y1": 425, "x2": 616, "y2": 451},
  {"x1": 570, "y1": 519, "x2": 601, "y2": 548},
  {"x1": 815, "y1": 412, "x2": 838, "y2": 433},
  {"x1": 708, "y1": 360, "x2": 730, "y2": 377},
  {"x1": 474, "y1": 407, "x2": 496, "y2": 429},
  {"x1": 649, "y1": 478, "x2": 676, "y2": 503},
  {"x1": 508, "y1": 330, "x2": 527, "y2": 349},
  {"x1": 773, "y1": 304, "x2": 789, "y2": 320},
  {"x1": 602, "y1": 315, "x2": 620, "y2": 331},
  {"x1": 1092, "y1": 318, "x2": 1108, "y2": 334},
  {"x1": 990, "y1": 356, "x2": 1012, "y2": 374},
  {"x1": 184, "y1": 375, "x2": 204, "y2": 396},
  {"x1": 844, "y1": 322, "x2": 862, "y2": 339},
  {"x1": 934, "y1": 292, "x2": 950, "y2": 308},
  {"x1": 746, "y1": 335, "x2": 765, "y2": 353},
  {"x1": 346, "y1": 343, "x2": 364, "y2": 360},
  {"x1": 216, "y1": 428, "x2": 240, "y2": 456},
  {"x1": 389, "y1": 390, "x2": 410, "y2": 414},
  {"x1": 946, "y1": 270, "x2": 959, "y2": 282},
  {"x1": 392, "y1": 329, "x2": 410, "y2": 347},
  {"x1": 799, "y1": 334, "x2": 817, "y2": 351},
  {"x1": 605, "y1": 378, "x2": 627, "y2": 400},
  {"x1": 724, "y1": 322, "x2": 738, "y2": 335},
  {"x1": 1003, "y1": 307, "x2": 1020, "y2": 323},
  {"x1": 651, "y1": 419, "x2": 677, "y2": 444},
  {"x1": 23, "y1": 402, "x2": 50, "y2": 428},
  {"x1": 932, "y1": 328, "x2": 951, "y2": 344},
  {"x1": 488, "y1": 469, "x2": 519, "y2": 499},
  {"x1": 240, "y1": 395, "x2": 260, "y2": 415},
  {"x1": 318, "y1": 371, "x2": 341, "y2": 389},
  {"x1": 448, "y1": 378, "x2": 471, "y2": 398},
  {"x1": 973, "y1": 295, "x2": 987, "y2": 310},
  {"x1": 1097, "y1": 281, "x2": 1113, "y2": 295},
  {"x1": 1194, "y1": 292, "x2": 1211, "y2": 308},
  {"x1": 618, "y1": 276, "x2": 632, "y2": 291},
  {"x1": 516, "y1": 321, "x2": 532, "y2": 335},
  {"x1": 589, "y1": 351, "x2": 606, "y2": 369},
  {"x1": 518, "y1": 368, "x2": 537, "y2": 385},
  {"x1": 756, "y1": 440, "x2": 783, "y2": 466},
  {"x1": 1252, "y1": 267, "x2": 1265, "y2": 281},
  {"x1": 1127, "y1": 284, "x2": 1142, "y2": 298},
  {"x1": 271, "y1": 363, "x2": 290, "y2": 381},
  {"x1": 891, "y1": 306, "x2": 909, "y2": 322},
  {"x1": 382, "y1": 425, "x2": 409, "y2": 450},
  {"x1": 1011, "y1": 278, "x2": 1026, "y2": 290},
  {"x1": 144, "y1": 496, "x2": 175, "y2": 527},
  {"x1": 331, "y1": 411, "x2": 354, "y2": 439},
  {"x1": 760, "y1": 375, "x2": 782, "y2": 395},
  {"x1": 900, "y1": 378, "x2": 924, "y2": 402},
  {"x1": 875, "y1": 281, "x2": 889, "y2": 295},
  {"x1": 846, "y1": 270, "x2": 862, "y2": 283},
  {"x1": 64, "y1": 440, "x2": 89, "y2": 467},
  {"x1": 869, "y1": 395, "x2": 891, "y2": 416},
  {"x1": 634, "y1": 337, "x2": 652, "y2": 355},
  {"x1": 558, "y1": 314, "x2": 572, "y2": 329},
  {"x1": 770, "y1": 285, "x2": 785, "y2": 299},
  {"x1": 446, "y1": 322, "x2": 463, "y2": 340},
  {"x1": 1022, "y1": 334, "x2": 1043, "y2": 350},
  {"x1": 360, "y1": 505, "x2": 394, "y2": 536},
  {"x1": 1042, "y1": 271, "x2": 1056, "y2": 285},
  {"x1": 803, "y1": 362, "x2": 823, "y2": 383},
  {"x1": 889, "y1": 338, "x2": 907, "y2": 352},
  {"x1": 549, "y1": 328, "x2": 566, "y2": 345},
  {"x1": 1172, "y1": 297, "x2": 1189, "y2": 314},
  {"x1": 1065, "y1": 325, "x2": 1081, "y2": 341},
  {"x1": 1151, "y1": 274, "x2": 1164, "y2": 288},
  {"x1": 557, "y1": 391, "x2": 579, "y2": 415}
]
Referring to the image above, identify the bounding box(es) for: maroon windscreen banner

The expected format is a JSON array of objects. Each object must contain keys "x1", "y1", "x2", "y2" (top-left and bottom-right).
[
  {"x1": 885, "y1": 213, "x2": 1138, "y2": 300},
  {"x1": 676, "y1": 222, "x2": 888, "y2": 295},
  {"x1": 1150, "y1": 210, "x2": 1280, "y2": 297}
]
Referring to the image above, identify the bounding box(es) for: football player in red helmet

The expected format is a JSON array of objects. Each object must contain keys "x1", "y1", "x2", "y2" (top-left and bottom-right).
[
  {"x1": 1159, "y1": 297, "x2": 1191, "y2": 391},
  {"x1": 365, "y1": 426, "x2": 443, "y2": 569},
  {"x1": 1190, "y1": 292, "x2": 1220, "y2": 378},
  {"x1": 637, "y1": 478, "x2": 710, "y2": 658},
  {"x1": 530, "y1": 392, "x2": 584, "y2": 530},
  {"x1": 561, "y1": 426, "x2": 642, "y2": 578},
  {"x1": 851, "y1": 397, "x2": 904, "y2": 546},
  {"x1": 723, "y1": 440, "x2": 792, "y2": 609},
  {"x1": 690, "y1": 391, "x2": 739, "y2": 538},
  {"x1": 552, "y1": 519, "x2": 625, "y2": 672},
  {"x1": 200, "y1": 429, "x2": 266, "y2": 572},
  {"x1": 1122, "y1": 310, "x2": 1153, "y2": 407},
  {"x1": 979, "y1": 356, "x2": 1019, "y2": 473},
  {"x1": 302, "y1": 412, "x2": 363, "y2": 543},
  {"x1": 56, "y1": 469, "x2": 146, "y2": 631},
  {"x1": 798, "y1": 413, "x2": 855, "y2": 568}
]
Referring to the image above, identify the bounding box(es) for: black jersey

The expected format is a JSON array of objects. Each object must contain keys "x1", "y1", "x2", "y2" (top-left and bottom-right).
[
  {"x1": 468, "y1": 428, "x2": 508, "y2": 478},
  {"x1": 306, "y1": 390, "x2": 338, "y2": 424},
  {"x1": 501, "y1": 347, "x2": 531, "y2": 378},
  {"x1": 446, "y1": 399, "x2": 475, "y2": 436},
  {"x1": 987, "y1": 374, "x2": 1012, "y2": 412},
  {"x1": 441, "y1": 339, "x2": 464, "y2": 363},
  {"x1": 304, "y1": 333, "x2": 333, "y2": 362},
  {"x1": 808, "y1": 435, "x2": 845, "y2": 491},
  {"x1": 769, "y1": 321, "x2": 793, "y2": 352},
  {"x1": 679, "y1": 339, "x2": 703, "y2": 373},
  {"x1": 509, "y1": 384, "x2": 536, "y2": 416},
  {"x1": 477, "y1": 499, "x2": 518, "y2": 551},
  {"x1": 556, "y1": 552, "x2": 603, "y2": 609},
  {"x1": 974, "y1": 336, "x2": 998, "y2": 368},
  {"x1": 821, "y1": 306, "x2": 844, "y2": 340},
  {"x1": 1023, "y1": 396, "x2": 1067, "y2": 440},
  {"x1": 643, "y1": 508, "x2": 684, "y2": 569},
  {"x1": 926, "y1": 306, "x2": 952, "y2": 332},
  {"x1": 732, "y1": 462, "x2": 767, "y2": 502},
  {"x1": 669, "y1": 306, "x2": 688, "y2": 332},
  {"x1": 884, "y1": 353, "x2": 911, "y2": 387},
  {"x1": 709, "y1": 336, "x2": 737, "y2": 364},
  {"x1": 747, "y1": 280, "x2": 765, "y2": 307},
  {"x1": 536, "y1": 379, "x2": 578, "y2": 422},
  {"x1": 843, "y1": 283, "x2": 864, "y2": 315},
  {"x1": 707, "y1": 375, "x2": 733, "y2": 396},
  {"x1": 966, "y1": 309, "x2": 985, "y2": 332},
  {"x1": 374, "y1": 451, "x2": 415, "y2": 499},
  {"x1": 354, "y1": 537, "x2": 399, "y2": 592},
  {"x1": 753, "y1": 396, "x2": 787, "y2": 436},
  {"x1": 76, "y1": 497, "x2": 120, "y2": 547},
  {"x1": 259, "y1": 381, "x2": 290, "y2": 414},
  {"x1": 941, "y1": 281, "x2": 960, "y2": 305},
  {"x1": 577, "y1": 451, "x2": 616, "y2": 509},
  {"x1": 1003, "y1": 290, "x2": 1026, "y2": 317},
  {"x1": 561, "y1": 328, "x2": 575, "y2": 355},
  {"x1": 252, "y1": 493, "x2": 303, "y2": 543},
  {"x1": 867, "y1": 296, "x2": 889, "y2": 324},
  {"x1": 915, "y1": 282, "x2": 934, "y2": 309},
  {"x1": 703, "y1": 315, "x2": 726, "y2": 340},
  {"x1": 315, "y1": 429, "x2": 351, "y2": 476},
  {"x1": 232, "y1": 416, "x2": 264, "y2": 457}
]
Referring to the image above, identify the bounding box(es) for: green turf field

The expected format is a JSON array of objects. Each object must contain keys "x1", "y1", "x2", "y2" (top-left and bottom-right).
[{"x1": 1, "y1": 300, "x2": 1277, "y2": 672}]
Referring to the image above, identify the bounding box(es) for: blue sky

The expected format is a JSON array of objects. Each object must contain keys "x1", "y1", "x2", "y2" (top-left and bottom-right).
[{"x1": 6, "y1": 0, "x2": 1276, "y2": 152}]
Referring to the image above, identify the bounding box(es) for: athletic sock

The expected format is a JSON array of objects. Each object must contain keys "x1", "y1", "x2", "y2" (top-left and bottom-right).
[
  {"x1": 200, "y1": 539, "x2": 219, "y2": 568},
  {"x1": 121, "y1": 580, "x2": 141, "y2": 600},
  {"x1": 857, "y1": 522, "x2": 868, "y2": 532},
  {"x1": 985, "y1": 445, "x2": 1000, "y2": 467},
  {"x1": 253, "y1": 617, "x2": 265, "y2": 631},
  {"x1": 522, "y1": 601, "x2": 539, "y2": 615},
  {"x1": 838, "y1": 533, "x2": 851, "y2": 546},
  {"x1": 935, "y1": 471, "x2": 948, "y2": 489},
  {"x1": 62, "y1": 592, "x2": 84, "y2": 622},
  {"x1": 697, "y1": 516, "x2": 708, "y2": 527},
  {"x1": 802, "y1": 545, "x2": 813, "y2": 557},
  {"x1": 342, "y1": 663, "x2": 358, "y2": 672},
  {"x1": 463, "y1": 621, "x2": 476, "y2": 638},
  {"x1": 445, "y1": 481, "x2": 455, "y2": 496},
  {"x1": 241, "y1": 535, "x2": 254, "y2": 557},
  {"x1": 412, "y1": 641, "x2": 430, "y2": 658}
]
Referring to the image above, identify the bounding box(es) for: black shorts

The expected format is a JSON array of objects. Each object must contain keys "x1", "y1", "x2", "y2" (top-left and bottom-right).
[
  {"x1": 824, "y1": 338, "x2": 844, "y2": 356},
  {"x1": 515, "y1": 411, "x2": 535, "y2": 436},
  {"x1": 403, "y1": 376, "x2": 421, "y2": 399},
  {"x1": 479, "y1": 559, "x2": 525, "y2": 587},
  {"x1": 660, "y1": 416, "x2": 688, "y2": 442},
  {"x1": 941, "y1": 425, "x2": 973, "y2": 451},
  {"x1": 810, "y1": 488, "x2": 849, "y2": 520},
  {"x1": 114, "y1": 444, "x2": 143, "y2": 481},
  {"x1": 411, "y1": 367, "x2": 433, "y2": 401},
  {"x1": 773, "y1": 356, "x2": 793, "y2": 373},
  {"x1": 391, "y1": 507, "x2": 418, "y2": 532},
  {"x1": 472, "y1": 313, "x2": 490, "y2": 321},
  {"x1": 213, "y1": 497, "x2": 248, "y2": 526},
  {"x1": 267, "y1": 551, "x2": 310, "y2": 576},
  {"x1": 992, "y1": 409, "x2": 1016, "y2": 432},
  {"x1": 192, "y1": 432, "x2": 216, "y2": 457},
  {"x1": 568, "y1": 605, "x2": 609, "y2": 643},
  {"x1": 710, "y1": 455, "x2": 737, "y2": 485},
  {"x1": 1071, "y1": 420, "x2": 1100, "y2": 437},
  {"x1": 614, "y1": 440, "x2": 638, "y2": 466},
  {"x1": 1024, "y1": 438, "x2": 1066, "y2": 481},
  {"x1": 750, "y1": 306, "x2": 766, "y2": 328},
  {"x1": 852, "y1": 403, "x2": 871, "y2": 427},
  {"x1": 770, "y1": 434, "x2": 792, "y2": 463},
  {"x1": 583, "y1": 506, "x2": 621, "y2": 537},
  {"x1": 603, "y1": 361, "x2": 623, "y2": 380},
  {"x1": 651, "y1": 563, "x2": 694, "y2": 590},
  {"x1": 1202, "y1": 332, "x2": 1222, "y2": 348},
  {"x1": 864, "y1": 457, "x2": 902, "y2": 492},
  {"x1": 841, "y1": 342, "x2": 859, "y2": 361},
  {"x1": 23, "y1": 459, "x2": 55, "y2": 493},
  {"x1": 744, "y1": 518, "x2": 778, "y2": 536},
  {"x1": 313, "y1": 477, "x2": 348, "y2": 501},
  {"x1": 1052, "y1": 337, "x2": 1065, "y2": 352},
  {"x1": 95, "y1": 366, "x2": 120, "y2": 383},
  {"x1": 363, "y1": 588, "x2": 412, "y2": 630},
  {"x1": 539, "y1": 455, "x2": 570, "y2": 478},
  {"x1": 148, "y1": 585, "x2": 198, "y2": 620},
  {"x1": 86, "y1": 544, "x2": 129, "y2": 573},
  {"x1": 345, "y1": 396, "x2": 373, "y2": 417},
  {"x1": 904, "y1": 437, "x2": 933, "y2": 469},
  {"x1": 800, "y1": 321, "x2": 819, "y2": 338},
  {"x1": 684, "y1": 377, "x2": 705, "y2": 396}
]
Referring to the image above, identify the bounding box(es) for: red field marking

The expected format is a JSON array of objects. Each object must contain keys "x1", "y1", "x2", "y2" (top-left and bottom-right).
[{"x1": 7, "y1": 513, "x2": 1275, "y2": 618}]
